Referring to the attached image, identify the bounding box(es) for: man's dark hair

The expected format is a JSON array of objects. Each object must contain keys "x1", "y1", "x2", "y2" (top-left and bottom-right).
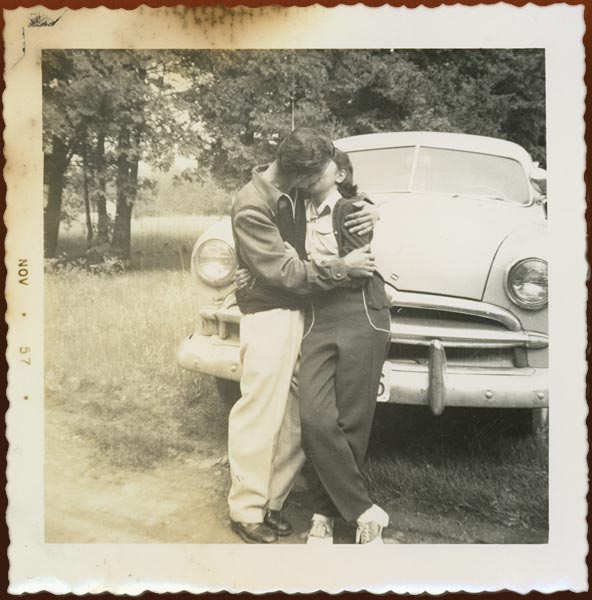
[
  {"x1": 334, "y1": 148, "x2": 359, "y2": 198},
  {"x1": 277, "y1": 128, "x2": 334, "y2": 178}
]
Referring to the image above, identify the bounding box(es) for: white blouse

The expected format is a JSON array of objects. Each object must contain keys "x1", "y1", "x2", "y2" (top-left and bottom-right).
[{"x1": 304, "y1": 189, "x2": 341, "y2": 262}]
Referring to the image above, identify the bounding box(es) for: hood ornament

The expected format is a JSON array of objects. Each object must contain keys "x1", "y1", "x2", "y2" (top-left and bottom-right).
[{"x1": 390, "y1": 272, "x2": 400, "y2": 282}]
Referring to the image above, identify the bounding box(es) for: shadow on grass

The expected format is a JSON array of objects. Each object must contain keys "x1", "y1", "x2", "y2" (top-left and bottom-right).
[
  {"x1": 363, "y1": 405, "x2": 549, "y2": 531},
  {"x1": 368, "y1": 404, "x2": 547, "y2": 461}
]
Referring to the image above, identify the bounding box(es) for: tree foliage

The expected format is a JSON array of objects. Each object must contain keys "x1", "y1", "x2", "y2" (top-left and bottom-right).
[
  {"x1": 183, "y1": 49, "x2": 545, "y2": 189},
  {"x1": 43, "y1": 48, "x2": 546, "y2": 258}
]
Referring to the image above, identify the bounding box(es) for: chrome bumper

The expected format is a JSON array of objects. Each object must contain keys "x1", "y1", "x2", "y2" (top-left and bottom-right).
[
  {"x1": 384, "y1": 339, "x2": 547, "y2": 413},
  {"x1": 177, "y1": 332, "x2": 242, "y2": 382},
  {"x1": 177, "y1": 332, "x2": 548, "y2": 412}
]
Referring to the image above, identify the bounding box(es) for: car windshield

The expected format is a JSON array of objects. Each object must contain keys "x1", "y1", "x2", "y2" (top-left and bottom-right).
[
  {"x1": 348, "y1": 145, "x2": 531, "y2": 204},
  {"x1": 348, "y1": 146, "x2": 415, "y2": 192}
]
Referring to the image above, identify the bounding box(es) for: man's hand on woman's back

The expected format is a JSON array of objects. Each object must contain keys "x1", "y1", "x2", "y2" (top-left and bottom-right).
[
  {"x1": 343, "y1": 200, "x2": 379, "y2": 236},
  {"x1": 235, "y1": 267, "x2": 254, "y2": 290}
]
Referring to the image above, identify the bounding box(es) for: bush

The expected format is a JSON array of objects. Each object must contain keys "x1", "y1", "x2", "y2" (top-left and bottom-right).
[{"x1": 45, "y1": 251, "x2": 129, "y2": 275}]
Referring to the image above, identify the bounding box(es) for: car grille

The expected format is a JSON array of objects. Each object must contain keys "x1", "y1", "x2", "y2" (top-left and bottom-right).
[
  {"x1": 388, "y1": 306, "x2": 530, "y2": 368},
  {"x1": 200, "y1": 303, "x2": 545, "y2": 370}
]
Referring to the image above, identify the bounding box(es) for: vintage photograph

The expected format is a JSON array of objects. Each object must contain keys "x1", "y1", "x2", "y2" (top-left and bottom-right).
[
  {"x1": 4, "y1": 3, "x2": 586, "y2": 594},
  {"x1": 42, "y1": 47, "x2": 549, "y2": 545}
]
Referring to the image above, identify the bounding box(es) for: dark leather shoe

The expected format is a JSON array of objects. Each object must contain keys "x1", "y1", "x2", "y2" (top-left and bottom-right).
[
  {"x1": 230, "y1": 521, "x2": 278, "y2": 544},
  {"x1": 264, "y1": 510, "x2": 294, "y2": 536}
]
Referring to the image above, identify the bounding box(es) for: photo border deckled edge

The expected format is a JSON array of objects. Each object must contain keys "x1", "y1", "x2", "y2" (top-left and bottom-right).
[{"x1": 2, "y1": 2, "x2": 589, "y2": 594}]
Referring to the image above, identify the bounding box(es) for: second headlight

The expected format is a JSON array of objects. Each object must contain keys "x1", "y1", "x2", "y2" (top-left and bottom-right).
[{"x1": 506, "y1": 258, "x2": 548, "y2": 310}]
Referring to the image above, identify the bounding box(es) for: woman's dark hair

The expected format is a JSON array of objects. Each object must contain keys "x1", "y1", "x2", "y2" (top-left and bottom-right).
[
  {"x1": 333, "y1": 148, "x2": 359, "y2": 198},
  {"x1": 277, "y1": 128, "x2": 334, "y2": 178}
]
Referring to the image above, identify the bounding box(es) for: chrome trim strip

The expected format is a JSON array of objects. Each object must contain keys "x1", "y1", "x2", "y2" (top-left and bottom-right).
[
  {"x1": 389, "y1": 361, "x2": 537, "y2": 376},
  {"x1": 385, "y1": 286, "x2": 522, "y2": 331},
  {"x1": 390, "y1": 320, "x2": 548, "y2": 349},
  {"x1": 527, "y1": 332, "x2": 548, "y2": 348}
]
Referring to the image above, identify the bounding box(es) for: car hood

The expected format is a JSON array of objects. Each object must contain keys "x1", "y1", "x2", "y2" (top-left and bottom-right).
[{"x1": 372, "y1": 193, "x2": 540, "y2": 300}]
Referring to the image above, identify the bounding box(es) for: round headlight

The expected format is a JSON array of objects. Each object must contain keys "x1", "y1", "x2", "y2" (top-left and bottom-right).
[
  {"x1": 194, "y1": 239, "x2": 236, "y2": 286},
  {"x1": 506, "y1": 258, "x2": 548, "y2": 310}
]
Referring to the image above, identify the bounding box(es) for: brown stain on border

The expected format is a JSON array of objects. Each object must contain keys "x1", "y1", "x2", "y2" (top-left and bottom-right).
[{"x1": 157, "y1": 5, "x2": 296, "y2": 45}]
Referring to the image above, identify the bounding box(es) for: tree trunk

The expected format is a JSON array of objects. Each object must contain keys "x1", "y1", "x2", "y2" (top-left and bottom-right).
[
  {"x1": 95, "y1": 131, "x2": 109, "y2": 245},
  {"x1": 111, "y1": 131, "x2": 135, "y2": 258},
  {"x1": 82, "y1": 141, "x2": 93, "y2": 247},
  {"x1": 43, "y1": 136, "x2": 68, "y2": 258}
]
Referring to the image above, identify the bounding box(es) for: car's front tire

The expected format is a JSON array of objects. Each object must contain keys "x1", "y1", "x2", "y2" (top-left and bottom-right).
[{"x1": 215, "y1": 377, "x2": 241, "y2": 405}]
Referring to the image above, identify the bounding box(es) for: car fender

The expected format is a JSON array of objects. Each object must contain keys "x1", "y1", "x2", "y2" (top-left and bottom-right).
[{"x1": 482, "y1": 221, "x2": 548, "y2": 367}]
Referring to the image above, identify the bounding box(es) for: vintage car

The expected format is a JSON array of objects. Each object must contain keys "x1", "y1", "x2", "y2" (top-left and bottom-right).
[{"x1": 177, "y1": 132, "x2": 548, "y2": 430}]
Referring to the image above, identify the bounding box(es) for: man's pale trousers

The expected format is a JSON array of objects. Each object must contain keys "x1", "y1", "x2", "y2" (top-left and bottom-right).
[{"x1": 228, "y1": 308, "x2": 306, "y2": 523}]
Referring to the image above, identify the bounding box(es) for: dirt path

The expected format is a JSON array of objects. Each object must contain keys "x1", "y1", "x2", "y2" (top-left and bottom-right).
[{"x1": 45, "y1": 406, "x2": 546, "y2": 545}]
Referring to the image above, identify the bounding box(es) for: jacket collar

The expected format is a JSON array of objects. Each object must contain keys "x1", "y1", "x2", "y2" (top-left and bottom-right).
[{"x1": 251, "y1": 165, "x2": 293, "y2": 211}]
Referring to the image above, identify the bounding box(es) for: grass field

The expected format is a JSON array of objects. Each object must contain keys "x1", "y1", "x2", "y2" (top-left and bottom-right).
[
  {"x1": 46, "y1": 216, "x2": 226, "y2": 469},
  {"x1": 45, "y1": 218, "x2": 548, "y2": 535}
]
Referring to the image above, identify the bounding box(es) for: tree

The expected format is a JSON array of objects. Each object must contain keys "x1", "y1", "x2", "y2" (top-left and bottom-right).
[
  {"x1": 43, "y1": 134, "x2": 72, "y2": 257},
  {"x1": 94, "y1": 130, "x2": 109, "y2": 246},
  {"x1": 43, "y1": 50, "x2": 202, "y2": 258},
  {"x1": 42, "y1": 52, "x2": 77, "y2": 257}
]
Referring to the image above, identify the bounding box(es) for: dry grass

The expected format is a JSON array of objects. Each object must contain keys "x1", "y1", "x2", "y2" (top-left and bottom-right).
[{"x1": 45, "y1": 268, "x2": 228, "y2": 469}]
